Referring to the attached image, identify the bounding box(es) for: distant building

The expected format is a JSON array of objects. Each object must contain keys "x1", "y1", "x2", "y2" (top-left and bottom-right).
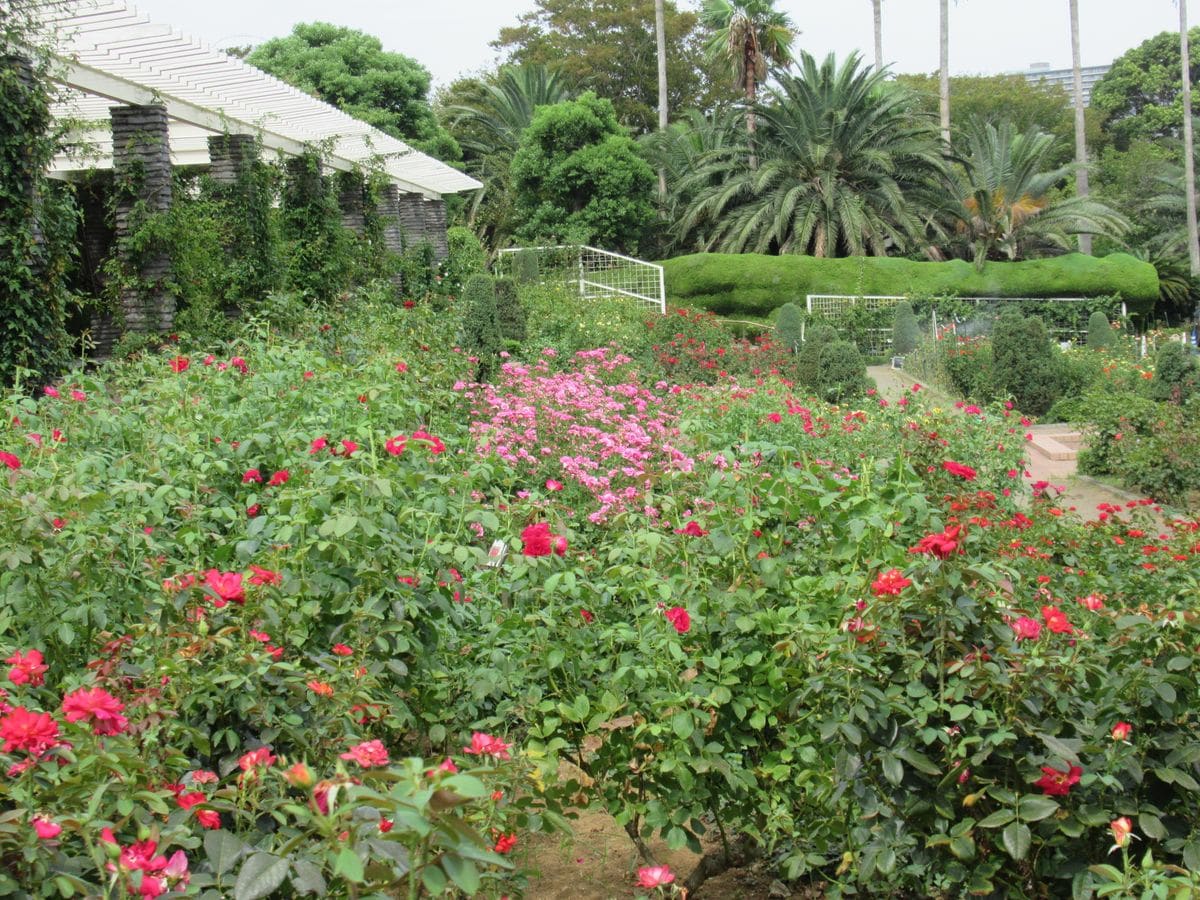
[{"x1": 1023, "y1": 62, "x2": 1112, "y2": 106}]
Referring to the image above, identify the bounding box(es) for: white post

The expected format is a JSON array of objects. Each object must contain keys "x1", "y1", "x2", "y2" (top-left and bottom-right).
[
  {"x1": 657, "y1": 265, "x2": 666, "y2": 314},
  {"x1": 577, "y1": 247, "x2": 585, "y2": 298},
  {"x1": 932, "y1": 309, "x2": 938, "y2": 339}
]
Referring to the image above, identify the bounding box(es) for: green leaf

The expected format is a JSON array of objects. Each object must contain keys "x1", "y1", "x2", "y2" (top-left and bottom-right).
[
  {"x1": 1166, "y1": 655, "x2": 1192, "y2": 671},
  {"x1": 880, "y1": 753, "x2": 903, "y2": 786},
  {"x1": 949, "y1": 704, "x2": 972, "y2": 722},
  {"x1": 290, "y1": 860, "x2": 326, "y2": 896},
  {"x1": 672, "y1": 711, "x2": 695, "y2": 740},
  {"x1": 976, "y1": 809, "x2": 1016, "y2": 829},
  {"x1": 1183, "y1": 840, "x2": 1200, "y2": 872},
  {"x1": 1018, "y1": 795, "x2": 1060, "y2": 822},
  {"x1": 1138, "y1": 812, "x2": 1167, "y2": 840},
  {"x1": 443, "y1": 856, "x2": 481, "y2": 895},
  {"x1": 333, "y1": 847, "x2": 364, "y2": 883},
  {"x1": 1001, "y1": 822, "x2": 1031, "y2": 861},
  {"x1": 895, "y1": 746, "x2": 941, "y2": 776},
  {"x1": 1037, "y1": 732, "x2": 1081, "y2": 766},
  {"x1": 949, "y1": 835, "x2": 976, "y2": 861},
  {"x1": 234, "y1": 853, "x2": 290, "y2": 900}
]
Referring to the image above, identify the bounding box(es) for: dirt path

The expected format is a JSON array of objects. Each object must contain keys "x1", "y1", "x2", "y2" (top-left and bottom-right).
[{"x1": 866, "y1": 366, "x2": 1144, "y2": 521}]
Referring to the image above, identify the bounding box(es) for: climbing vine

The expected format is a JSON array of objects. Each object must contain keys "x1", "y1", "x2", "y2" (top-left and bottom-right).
[{"x1": 0, "y1": 13, "x2": 77, "y2": 387}]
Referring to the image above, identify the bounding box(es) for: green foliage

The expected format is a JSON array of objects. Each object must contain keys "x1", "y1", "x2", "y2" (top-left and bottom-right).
[
  {"x1": 947, "y1": 120, "x2": 1128, "y2": 268},
  {"x1": 816, "y1": 339, "x2": 868, "y2": 403},
  {"x1": 993, "y1": 309, "x2": 1064, "y2": 415},
  {"x1": 279, "y1": 152, "x2": 355, "y2": 304},
  {"x1": 247, "y1": 22, "x2": 459, "y2": 159},
  {"x1": 513, "y1": 248, "x2": 540, "y2": 284},
  {"x1": 663, "y1": 252, "x2": 1160, "y2": 318},
  {"x1": 699, "y1": 0, "x2": 797, "y2": 124},
  {"x1": 1092, "y1": 28, "x2": 1200, "y2": 149},
  {"x1": 892, "y1": 300, "x2": 919, "y2": 355},
  {"x1": 677, "y1": 53, "x2": 945, "y2": 257},
  {"x1": 797, "y1": 322, "x2": 837, "y2": 392},
  {"x1": 494, "y1": 277, "x2": 527, "y2": 347},
  {"x1": 510, "y1": 93, "x2": 657, "y2": 255},
  {"x1": 461, "y1": 273, "x2": 503, "y2": 381},
  {"x1": 1150, "y1": 341, "x2": 1199, "y2": 402},
  {"x1": 445, "y1": 225, "x2": 486, "y2": 294},
  {"x1": 1087, "y1": 311, "x2": 1117, "y2": 350},
  {"x1": 491, "y1": 0, "x2": 730, "y2": 132},
  {"x1": 0, "y1": 53, "x2": 74, "y2": 387},
  {"x1": 774, "y1": 302, "x2": 804, "y2": 353}
]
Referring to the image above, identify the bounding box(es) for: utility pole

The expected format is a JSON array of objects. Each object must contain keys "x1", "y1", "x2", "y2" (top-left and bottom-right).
[
  {"x1": 655, "y1": 0, "x2": 669, "y2": 198},
  {"x1": 1181, "y1": 0, "x2": 1200, "y2": 274},
  {"x1": 1070, "y1": 0, "x2": 1091, "y2": 254}
]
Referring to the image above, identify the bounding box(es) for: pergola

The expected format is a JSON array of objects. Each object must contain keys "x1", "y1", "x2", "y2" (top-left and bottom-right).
[
  {"x1": 35, "y1": 0, "x2": 479, "y2": 199},
  {"x1": 20, "y1": 0, "x2": 479, "y2": 343}
]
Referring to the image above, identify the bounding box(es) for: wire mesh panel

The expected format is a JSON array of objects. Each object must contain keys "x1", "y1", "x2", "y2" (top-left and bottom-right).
[{"x1": 497, "y1": 245, "x2": 666, "y2": 314}]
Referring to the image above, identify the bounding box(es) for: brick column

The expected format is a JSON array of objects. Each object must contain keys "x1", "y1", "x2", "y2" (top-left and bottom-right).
[
  {"x1": 397, "y1": 192, "x2": 426, "y2": 250},
  {"x1": 111, "y1": 104, "x2": 175, "y2": 333},
  {"x1": 376, "y1": 184, "x2": 406, "y2": 291},
  {"x1": 336, "y1": 171, "x2": 366, "y2": 234},
  {"x1": 206, "y1": 133, "x2": 257, "y2": 188},
  {"x1": 423, "y1": 198, "x2": 449, "y2": 261}
]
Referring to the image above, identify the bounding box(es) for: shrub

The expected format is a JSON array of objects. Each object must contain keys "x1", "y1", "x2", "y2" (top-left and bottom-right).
[
  {"x1": 892, "y1": 300, "x2": 920, "y2": 355},
  {"x1": 817, "y1": 340, "x2": 869, "y2": 402},
  {"x1": 444, "y1": 226, "x2": 486, "y2": 295},
  {"x1": 513, "y1": 248, "x2": 540, "y2": 284},
  {"x1": 461, "y1": 273, "x2": 503, "y2": 381},
  {"x1": 774, "y1": 302, "x2": 805, "y2": 354},
  {"x1": 662, "y1": 252, "x2": 1160, "y2": 318},
  {"x1": 797, "y1": 322, "x2": 838, "y2": 393},
  {"x1": 494, "y1": 276, "x2": 527, "y2": 347},
  {"x1": 1087, "y1": 311, "x2": 1117, "y2": 349},
  {"x1": 993, "y1": 309, "x2": 1065, "y2": 415},
  {"x1": 1149, "y1": 341, "x2": 1198, "y2": 403}
]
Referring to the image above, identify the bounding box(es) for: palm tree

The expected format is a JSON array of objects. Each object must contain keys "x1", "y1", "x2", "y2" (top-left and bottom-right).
[
  {"x1": 699, "y1": 0, "x2": 798, "y2": 153},
  {"x1": 1069, "y1": 0, "x2": 1091, "y2": 254},
  {"x1": 1180, "y1": 0, "x2": 1200, "y2": 274},
  {"x1": 946, "y1": 120, "x2": 1128, "y2": 268},
  {"x1": 871, "y1": 0, "x2": 884, "y2": 72},
  {"x1": 677, "y1": 52, "x2": 947, "y2": 257},
  {"x1": 444, "y1": 65, "x2": 575, "y2": 246},
  {"x1": 939, "y1": 0, "x2": 950, "y2": 145}
]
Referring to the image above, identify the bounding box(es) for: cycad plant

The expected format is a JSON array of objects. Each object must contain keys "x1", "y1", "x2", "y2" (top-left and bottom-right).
[
  {"x1": 677, "y1": 52, "x2": 947, "y2": 257},
  {"x1": 946, "y1": 119, "x2": 1128, "y2": 268}
]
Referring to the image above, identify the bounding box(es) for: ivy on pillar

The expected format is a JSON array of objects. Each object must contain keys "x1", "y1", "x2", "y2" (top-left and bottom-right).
[
  {"x1": 110, "y1": 103, "x2": 176, "y2": 334},
  {"x1": 206, "y1": 134, "x2": 276, "y2": 303},
  {"x1": 280, "y1": 150, "x2": 349, "y2": 303},
  {"x1": 375, "y1": 184, "x2": 406, "y2": 293}
]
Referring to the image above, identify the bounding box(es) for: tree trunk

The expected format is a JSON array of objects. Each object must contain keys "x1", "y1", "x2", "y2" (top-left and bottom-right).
[
  {"x1": 872, "y1": 0, "x2": 884, "y2": 72},
  {"x1": 939, "y1": 0, "x2": 951, "y2": 146},
  {"x1": 1182, "y1": 0, "x2": 1200, "y2": 275},
  {"x1": 655, "y1": 0, "x2": 669, "y2": 198},
  {"x1": 1070, "y1": 0, "x2": 1092, "y2": 254},
  {"x1": 746, "y1": 45, "x2": 758, "y2": 169}
]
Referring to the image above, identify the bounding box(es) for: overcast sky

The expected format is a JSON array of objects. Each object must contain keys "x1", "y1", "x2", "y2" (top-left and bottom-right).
[{"x1": 127, "y1": 0, "x2": 1183, "y2": 89}]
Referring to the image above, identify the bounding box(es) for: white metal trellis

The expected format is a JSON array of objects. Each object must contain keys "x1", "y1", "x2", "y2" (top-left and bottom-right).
[{"x1": 498, "y1": 245, "x2": 666, "y2": 314}]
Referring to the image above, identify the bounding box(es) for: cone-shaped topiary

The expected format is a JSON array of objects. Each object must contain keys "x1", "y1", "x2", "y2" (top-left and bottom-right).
[
  {"x1": 798, "y1": 322, "x2": 838, "y2": 393},
  {"x1": 775, "y1": 302, "x2": 805, "y2": 354},
  {"x1": 461, "y1": 273, "x2": 503, "y2": 382},
  {"x1": 1086, "y1": 311, "x2": 1116, "y2": 350},
  {"x1": 513, "y1": 249, "x2": 540, "y2": 284},
  {"x1": 494, "y1": 276, "x2": 527, "y2": 346},
  {"x1": 892, "y1": 301, "x2": 919, "y2": 355},
  {"x1": 818, "y1": 340, "x2": 869, "y2": 403},
  {"x1": 1150, "y1": 341, "x2": 1198, "y2": 402},
  {"x1": 993, "y1": 309, "x2": 1064, "y2": 415}
]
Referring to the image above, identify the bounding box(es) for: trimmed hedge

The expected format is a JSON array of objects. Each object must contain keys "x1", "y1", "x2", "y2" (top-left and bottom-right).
[{"x1": 663, "y1": 253, "x2": 1159, "y2": 317}]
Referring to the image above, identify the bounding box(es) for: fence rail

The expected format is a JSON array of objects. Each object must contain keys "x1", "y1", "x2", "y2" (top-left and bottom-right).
[{"x1": 497, "y1": 245, "x2": 666, "y2": 314}]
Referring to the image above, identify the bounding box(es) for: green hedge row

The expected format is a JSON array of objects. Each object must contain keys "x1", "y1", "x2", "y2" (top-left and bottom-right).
[{"x1": 662, "y1": 253, "x2": 1159, "y2": 318}]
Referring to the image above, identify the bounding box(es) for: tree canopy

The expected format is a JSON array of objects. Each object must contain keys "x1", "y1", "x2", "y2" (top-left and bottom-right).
[
  {"x1": 492, "y1": 0, "x2": 732, "y2": 132},
  {"x1": 247, "y1": 22, "x2": 459, "y2": 159},
  {"x1": 1091, "y1": 28, "x2": 1200, "y2": 149},
  {"x1": 510, "y1": 92, "x2": 657, "y2": 253}
]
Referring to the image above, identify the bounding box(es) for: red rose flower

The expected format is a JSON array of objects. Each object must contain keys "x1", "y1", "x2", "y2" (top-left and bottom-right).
[
  {"x1": 1011, "y1": 616, "x2": 1042, "y2": 641},
  {"x1": 61, "y1": 686, "x2": 128, "y2": 735},
  {"x1": 1034, "y1": 764, "x2": 1081, "y2": 796},
  {"x1": 340, "y1": 739, "x2": 390, "y2": 768},
  {"x1": 1041, "y1": 605, "x2": 1074, "y2": 635},
  {"x1": 7, "y1": 649, "x2": 48, "y2": 686},
  {"x1": 464, "y1": 732, "x2": 511, "y2": 760},
  {"x1": 910, "y1": 525, "x2": 964, "y2": 560},
  {"x1": 942, "y1": 460, "x2": 977, "y2": 480},
  {"x1": 870, "y1": 568, "x2": 912, "y2": 597},
  {"x1": 267, "y1": 469, "x2": 290, "y2": 486},
  {"x1": 0, "y1": 706, "x2": 60, "y2": 755},
  {"x1": 195, "y1": 809, "x2": 220, "y2": 829},
  {"x1": 665, "y1": 606, "x2": 691, "y2": 634},
  {"x1": 203, "y1": 570, "x2": 245, "y2": 606}
]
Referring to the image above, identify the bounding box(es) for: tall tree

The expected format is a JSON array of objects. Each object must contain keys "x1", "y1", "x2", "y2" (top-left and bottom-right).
[
  {"x1": 655, "y1": 0, "x2": 669, "y2": 197},
  {"x1": 699, "y1": 0, "x2": 798, "y2": 152},
  {"x1": 493, "y1": 0, "x2": 726, "y2": 132},
  {"x1": 939, "y1": 0, "x2": 951, "y2": 145},
  {"x1": 871, "y1": 0, "x2": 884, "y2": 72},
  {"x1": 247, "y1": 23, "x2": 458, "y2": 159},
  {"x1": 1069, "y1": 0, "x2": 1091, "y2": 254},
  {"x1": 1091, "y1": 27, "x2": 1200, "y2": 148},
  {"x1": 1182, "y1": 0, "x2": 1200, "y2": 273}
]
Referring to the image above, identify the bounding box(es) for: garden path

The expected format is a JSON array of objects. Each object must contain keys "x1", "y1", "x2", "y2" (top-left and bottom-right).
[{"x1": 866, "y1": 366, "x2": 1144, "y2": 522}]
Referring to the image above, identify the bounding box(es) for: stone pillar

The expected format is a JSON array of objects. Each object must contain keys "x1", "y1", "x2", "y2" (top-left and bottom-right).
[
  {"x1": 206, "y1": 133, "x2": 257, "y2": 189},
  {"x1": 376, "y1": 184, "x2": 406, "y2": 292},
  {"x1": 4, "y1": 56, "x2": 42, "y2": 253},
  {"x1": 397, "y1": 192, "x2": 426, "y2": 250},
  {"x1": 79, "y1": 174, "x2": 114, "y2": 296},
  {"x1": 111, "y1": 104, "x2": 175, "y2": 334},
  {"x1": 336, "y1": 171, "x2": 366, "y2": 234},
  {"x1": 423, "y1": 198, "x2": 449, "y2": 261}
]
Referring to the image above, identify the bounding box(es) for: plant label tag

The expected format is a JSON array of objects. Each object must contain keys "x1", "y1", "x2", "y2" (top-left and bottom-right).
[{"x1": 486, "y1": 539, "x2": 507, "y2": 568}]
